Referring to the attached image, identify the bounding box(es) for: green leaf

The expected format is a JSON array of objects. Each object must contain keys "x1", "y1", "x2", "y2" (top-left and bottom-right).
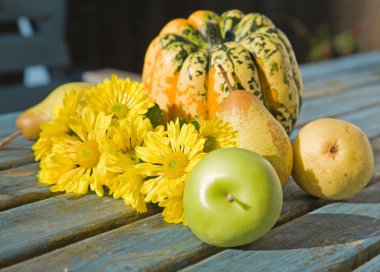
[{"x1": 146, "y1": 104, "x2": 163, "y2": 127}]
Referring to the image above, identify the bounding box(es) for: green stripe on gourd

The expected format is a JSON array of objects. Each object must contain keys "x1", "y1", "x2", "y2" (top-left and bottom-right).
[
  {"x1": 233, "y1": 13, "x2": 274, "y2": 41},
  {"x1": 159, "y1": 34, "x2": 193, "y2": 49},
  {"x1": 211, "y1": 42, "x2": 262, "y2": 98},
  {"x1": 255, "y1": 27, "x2": 303, "y2": 109},
  {"x1": 177, "y1": 50, "x2": 209, "y2": 119},
  {"x1": 159, "y1": 42, "x2": 197, "y2": 73},
  {"x1": 219, "y1": 9, "x2": 245, "y2": 41},
  {"x1": 194, "y1": 11, "x2": 220, "y2": 42},
  {"x1": 240, "y1": 33, "x2": 299, "y2": 133},
  {"x1": 175, "y1": 24, "x2": 207, "y2": 47}
]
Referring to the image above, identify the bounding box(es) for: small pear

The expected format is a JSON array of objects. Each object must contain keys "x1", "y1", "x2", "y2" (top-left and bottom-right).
[
  {"x1": 292, "y1": 118, "x2": 374, "y2": 200},
  {"x1": 16, "y1": 82, "x2": 93, "y2": 141},
  {"x1": 217, "y1": 65, "x2": 293, "y2": 187}
]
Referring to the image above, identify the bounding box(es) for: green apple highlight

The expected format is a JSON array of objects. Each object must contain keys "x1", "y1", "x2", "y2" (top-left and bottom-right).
[{"x1": 183, "y1": 148, "x2": 283, "y2": 247}]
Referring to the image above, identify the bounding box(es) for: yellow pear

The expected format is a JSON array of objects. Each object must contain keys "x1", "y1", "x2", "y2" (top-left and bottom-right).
[
  {"x1": 16, "y1": 82, "x2": 93, "y2": 141},
  {"x1": 292, "y1": 118, "x2": 374, "y2": 200},
  {"x1": 219, "y1": 90, "x2": 293, "y2": 187}
]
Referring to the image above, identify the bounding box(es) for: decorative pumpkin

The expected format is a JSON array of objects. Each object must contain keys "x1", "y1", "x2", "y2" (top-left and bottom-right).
[{"x1": 142, "y1": 9, "x2": 303, "y2": 134}]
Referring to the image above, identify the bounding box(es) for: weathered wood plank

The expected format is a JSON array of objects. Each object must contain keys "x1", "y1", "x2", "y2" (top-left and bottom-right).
[
  {"x1": 0, "y1": 112, "x2": 19, "y2": 138},
  {"x1": 4, "y1": 150, "x2": 380, "y2": 272},
  {"x1": 339, "y1": 105, "x2": 380, "y2": 139},
  {"x1": 0, "y1": 148, "x2": 34, "y2": 171},
  {"x1": 300, "y1": 51, "x2": 380, "y2": 81},
  {"x1": 2, "y1": 213, "x2": 219, "y2": 272},
  {"x1": 303, "y1": 69, "x2": 380, "y2": 99},
  {"x1": 298, "y1": 82, "x2": 380, "y2": 127},
  {"x1": 348, "y1": 181, "x2": 380, "y2": 204},
  {"x1": 292, "y1": 103, "x2": 380, "y2": 140},
  {"x1": 182, "y1": 203, "x2": 380, "y2": 272},
  {"x1": 0, "y1": 136, "x2": 33, "y2": 149},
  {"x1": 0, "y1": 163, "x2": 56, "y2": 211},
  {"x1": 354, "y1": 254, "x2": 380, "y2": 272},
  {"x1": 0, "y1": 129, "x2": 378, "y2": 269},
  {"x1": 0, "y1": 194, "x2": 159, "y2": 269}
]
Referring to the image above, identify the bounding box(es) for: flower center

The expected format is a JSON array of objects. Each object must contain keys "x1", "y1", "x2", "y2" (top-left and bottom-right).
[
  {"x1": 76, "y1": 141, "x2": 101, "y2": 169},
  {"x1": 163, "y1": 151, "x2": 189, "y2": 179},
  {"x1": 204, "y1": 136, "x2": 219, "y2": 152},
  {"x1": 109, "y1": 103, "x2": 128, "y2": 118}
]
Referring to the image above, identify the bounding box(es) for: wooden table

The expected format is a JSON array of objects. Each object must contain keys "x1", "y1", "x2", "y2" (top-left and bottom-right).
[{"x1": 1, "y1": 52, "x2": 380, "y2": 272}]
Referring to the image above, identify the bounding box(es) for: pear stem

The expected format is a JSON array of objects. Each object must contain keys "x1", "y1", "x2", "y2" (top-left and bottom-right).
[
  {"x1": 0, "y1": 130, "x2": 22, "y2": 148},
  {"x1": 217, "y1": 64, "x2": 235, "y2": 93}
]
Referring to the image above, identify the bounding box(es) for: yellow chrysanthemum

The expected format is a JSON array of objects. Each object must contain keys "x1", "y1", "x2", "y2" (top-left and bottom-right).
[
  {"x1": 38, "y1": 107, "x2": 112, "y2": 196},
  {"x1": 199, "y1": 118, "x2": 239, "y2": 152},
  {"x1": 101, "y1": 152, "x2": 147, "y2": 212},
  {"x1": 135, "y1": 119, "x2": 206, "y2": 225},
  {"x1": 99, "y1": 116, "x2": 153, "y2": 212},
  {"x1": 84, "y1": 75, "x2": 154, "y2": 120},
  {"x1": 33, "y1": 90, "x2": 82, "y2": 161}
]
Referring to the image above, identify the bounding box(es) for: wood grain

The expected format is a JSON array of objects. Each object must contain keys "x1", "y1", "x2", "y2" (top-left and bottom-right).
[
  {"x1": 182, "y1": 203, "x2": 380, "y2": 272},
  {"x1": 298, "y1": 82, "x2": 380, "y2": 126},
  {"x1": 292, "y1": 103, "x2": 380, "y2": 140},
  {"x1": 0, "y1": 112, "x2": 19, "y2": 138},
  {"x1": 354, "y1": 253, "x2": 380, "y2": 272},
  {"x1": 0, "y1": 163, "x2": 56, "y2": 211},
  {"x1": 0, "y1": 136, "x2": 33, "y2": 149},
  {"x1": 0, "y1": 148, "x2": 34, "y2": 171},
  {"x1": 3, "y1": 145, "x2": 380, "y2": 272},
  {"x1": 2, "y1": 214, "x2": 219, "y2": 272},
  {"x1": 300, "y1": 51, "x2": 380, "y2": 81},
  {"x1": 303, "y1": 69, "x2": 380, "y2": 99},
  {"x1": 0, "y1": 194, "x2": 159, "y2": 269}
]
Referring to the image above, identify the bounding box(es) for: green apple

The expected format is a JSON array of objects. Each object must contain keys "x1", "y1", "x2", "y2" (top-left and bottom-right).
[{"x1": 183, "y1": 148, "x2": 283, "y2": 247}]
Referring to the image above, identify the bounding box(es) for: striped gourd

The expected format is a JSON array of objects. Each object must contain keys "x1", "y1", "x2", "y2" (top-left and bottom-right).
[{"x1": 143, "y1": 9, "x2": 302, "y2": 134}]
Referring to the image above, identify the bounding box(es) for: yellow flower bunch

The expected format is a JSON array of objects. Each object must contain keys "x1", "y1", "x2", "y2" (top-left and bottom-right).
[{"x1": 33, "y1": 75, "x2": 238, "y2": 225}]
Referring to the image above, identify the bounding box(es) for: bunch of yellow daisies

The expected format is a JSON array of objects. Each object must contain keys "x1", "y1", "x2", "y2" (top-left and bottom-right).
[{"x1": 33, "y1": 75, "x2": 238, "y2": 225}]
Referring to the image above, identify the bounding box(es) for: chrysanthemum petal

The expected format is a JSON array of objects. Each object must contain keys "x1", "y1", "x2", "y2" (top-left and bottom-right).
[{"x1": 159, "y1": 196, "x2": 187, "y2": 225}]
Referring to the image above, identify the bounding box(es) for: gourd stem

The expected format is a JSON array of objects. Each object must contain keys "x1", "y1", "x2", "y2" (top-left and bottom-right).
[
  {"x1": 218, "y1": 64, "x2": 235, "y2": 93},
  {"x1": 0, "y1": 130, "x2": 22, "y2": 149}
]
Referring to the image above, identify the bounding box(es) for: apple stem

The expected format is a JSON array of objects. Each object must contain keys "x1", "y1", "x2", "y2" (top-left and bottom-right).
[
  {"x1": 226, "y1": 193, "x2": 251, "y2": 210},
  {"x1": 218, "y1": 64, "x2": 235, "y2": 93},
  {"x1": 226, "y1": 193, "x2": 234, "y2": 203},
  {"x1": 0, "y1": 130, "x2": 22, "y2": 149}
]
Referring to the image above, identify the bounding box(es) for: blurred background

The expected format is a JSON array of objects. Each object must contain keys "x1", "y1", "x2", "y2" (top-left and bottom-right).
[{"x1": 1, "y1": 0, "x2": 379, "y2": 112}]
